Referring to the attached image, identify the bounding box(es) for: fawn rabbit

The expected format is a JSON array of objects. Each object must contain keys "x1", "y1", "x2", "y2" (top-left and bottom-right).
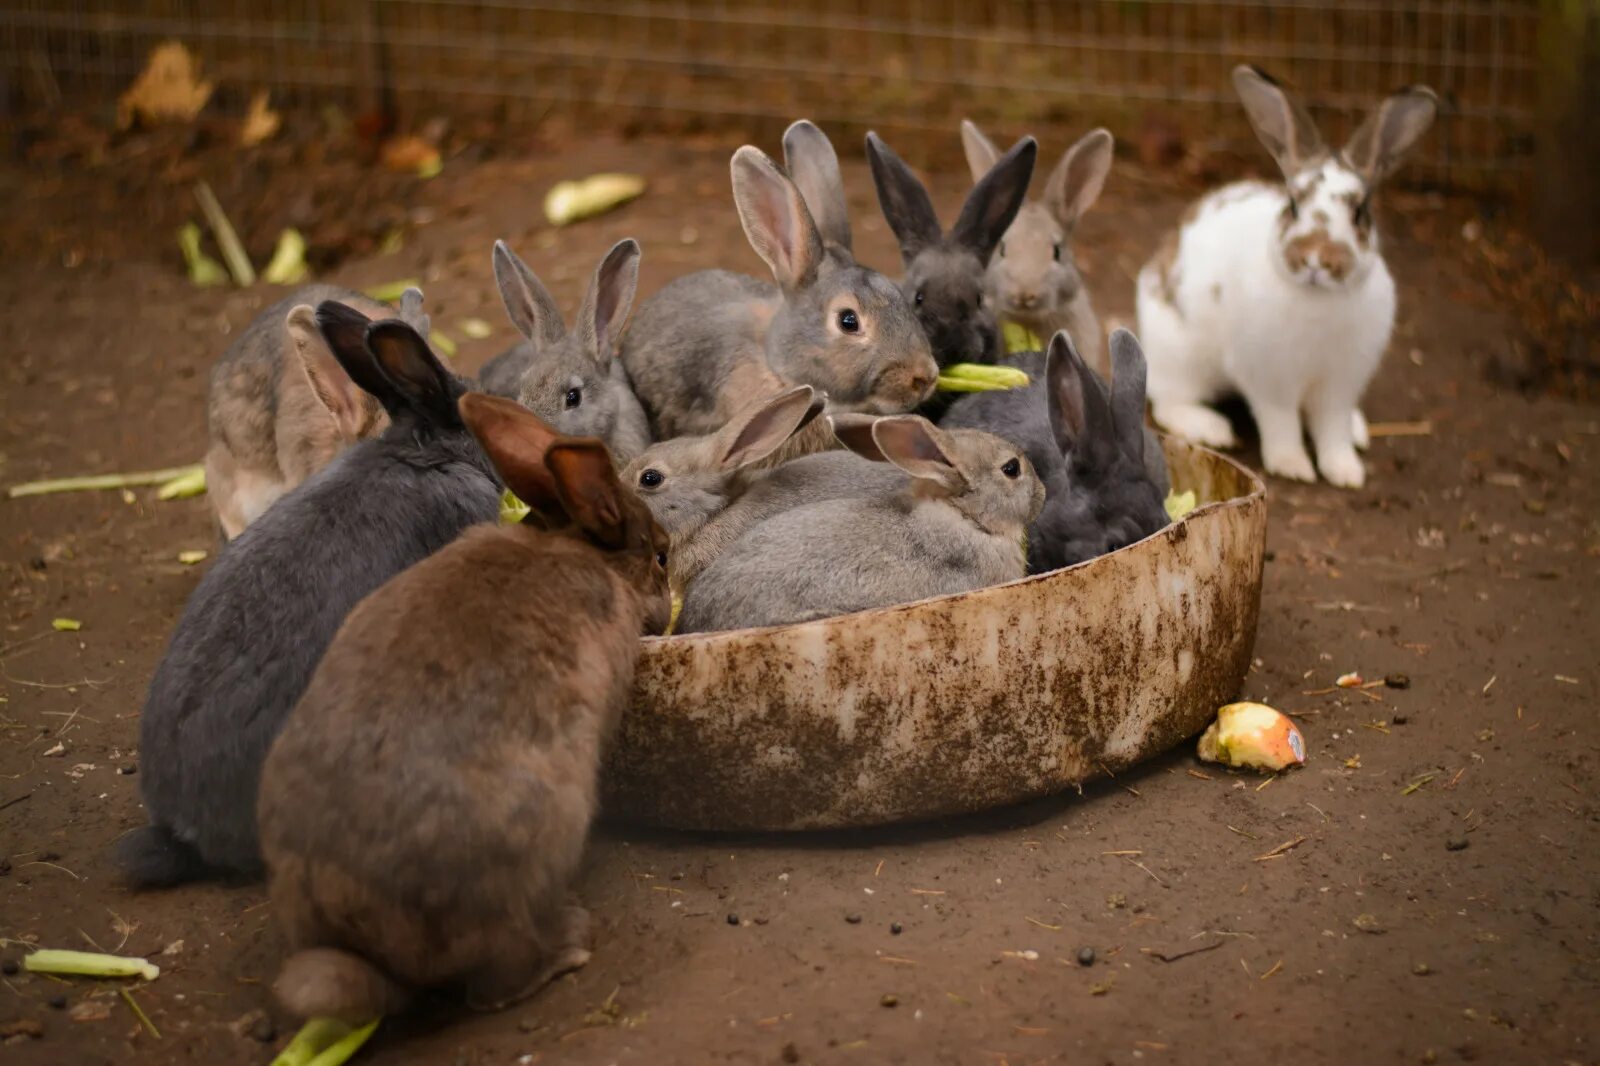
[
  {"x1": 477, "y1": 238, "x2": 653, "y2": 461},
  {"x1": 119, "y1": 306, "x2": 499, "y2": 888},
  {"x1": 865, "y1": 130, "x2": 1036, "y2": 367},
  {"x1": 204, "y1": 285, "x2": 430, "y2": 539},
  {"x1": 261, "y1": 393, "x2": 669, "y2": 1023},
  {"x1": 1136, "y1": 66, "x2": 1437, "y2": 488},
  {"x1": 943, "y1": 330, "x2": 1169, "y2": 571},
  {"x1": 961, "y1": 121, "x2": 1114, "y2": 379},
  {"x1": 677, "y1": 416, "x2": 1042, "y2": 633},
  {"x1": 622, "y1": 120, "x2": 937, "y2": 456},
  {"x1": 622, "y1": 384, "x2": 823, "y2": 585}
]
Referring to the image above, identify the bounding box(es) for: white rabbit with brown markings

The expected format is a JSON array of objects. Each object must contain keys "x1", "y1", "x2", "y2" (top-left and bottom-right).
[{"x1": 1136, "y1": 66, "x2": 1437, "y2": 488}]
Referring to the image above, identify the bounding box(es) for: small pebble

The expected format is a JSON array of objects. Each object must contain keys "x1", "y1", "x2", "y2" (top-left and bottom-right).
[
  {"x1": 48, "y1": 994, "x2": 67, "y2": 1010},
  {"x1": 726, "y1": 913, "x2": 740, "y2": 926},
  {"x1": 879, "y1": 993, "x2": 898, "y2": 1008},
  {"x1": 0, "y1": 960, "x2": 17, "y2": 975},
  {"x1": 1446, "y1": 837, "x2": 1469, "y2": 852},
  {"x1": 38, "y1": 852, "x2": 59, "y2": 863},
  {"x1": 889, "y1": 922, "x2": 902, "y2": 935},
  {"x1": 844, "y1": 913, "x2": 862, "y2": 925},
  {"x1": 1263, "y1": 550, "x2": 1276, "y2": 562},
  {"x1": 119, "y1": 764, "x2": 138, "y2": 775},
  {"x1": 781, "y1": 1043, "x2": 801, "y2": 1064},
  {"x1": 0, "y1": 858, "x2": 10, "y2": 875},
  {"x1": 1413, "y1": 962, "x2": 1432, "y2": 976},
  {"x1": 248, "y1": 1015, "x2": 276, "y2": 1043},
  {"x1": 1392, "y1": 714, "x2": 1409, "y2": 725},
  {"x1": 1385, "y1": 673, "x2": 1411, "y2": 690},
  {"x1": 1077, "y1": 947, "x2": 1096, "y2": 966}
]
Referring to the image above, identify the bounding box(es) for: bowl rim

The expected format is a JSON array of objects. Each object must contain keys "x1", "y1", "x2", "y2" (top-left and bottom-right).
[{"x1": 642, "y1": 437, "x2": 1267, "y2": 648}]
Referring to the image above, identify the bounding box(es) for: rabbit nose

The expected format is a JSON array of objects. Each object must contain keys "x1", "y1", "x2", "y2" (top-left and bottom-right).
[{"x1": 1015, "y1": 291, "x2": 1039, "y2": 309}]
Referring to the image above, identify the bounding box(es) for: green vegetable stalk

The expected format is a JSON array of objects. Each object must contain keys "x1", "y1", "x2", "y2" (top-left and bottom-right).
[
  {"x1": 271, "y1": 1017, "x2": 380, "y2": 1066},
  {"x1": 24, "y1": 948, "x2": 160, "y2": 980}
]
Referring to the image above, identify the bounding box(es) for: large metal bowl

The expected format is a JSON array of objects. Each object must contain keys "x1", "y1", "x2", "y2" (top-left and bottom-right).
[{"x1": 603, "y1": 439, "x2": 1267, "y2": 831}]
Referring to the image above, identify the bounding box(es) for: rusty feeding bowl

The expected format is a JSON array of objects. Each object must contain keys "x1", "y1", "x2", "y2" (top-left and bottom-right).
[{"x1": 604, "y1": 438, "x2": 1267, "y2": 831}]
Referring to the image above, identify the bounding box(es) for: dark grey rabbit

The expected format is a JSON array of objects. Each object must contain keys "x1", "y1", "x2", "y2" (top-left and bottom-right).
[
  {"x1": 117, "y1": 305, "x2": 501, "y2": 888},
  {"x1": 942, "y1": 329, "x2": 1170, "y2": 572},
  {"x1": 476, "y1": 239, "x2": 653, "y2": 462},
  {"x1": 866, "y1": 131, "x2": 1037, "y2": 368}
]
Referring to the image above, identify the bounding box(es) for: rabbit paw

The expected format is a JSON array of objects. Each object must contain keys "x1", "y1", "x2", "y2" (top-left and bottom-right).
[
  {"x1": 1262, "y1": 444, "x2": 1318, "y2": 484},
  {"x1": 1154, "y1": 402, "x2": 1237, "y2": 449},
  {"x1": 1318, "y1": 449, "x2": 1366, "y2": 489},
  {"x1": 1351, "y1": 410, "x2": 1370, "y2": 451}
]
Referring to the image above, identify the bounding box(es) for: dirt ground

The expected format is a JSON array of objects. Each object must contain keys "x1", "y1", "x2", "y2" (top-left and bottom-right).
[{"x1": 1, "y1": 125, "x2": 1597, "y2": 1066}]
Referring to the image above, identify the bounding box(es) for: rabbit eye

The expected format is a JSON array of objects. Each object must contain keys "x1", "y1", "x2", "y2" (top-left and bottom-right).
[
  {"x1": 655, "y1": 551, "x2": 668, "y2": 569},
  {"x1": 638, "y1": 468, "x2": 664, "y2": 488},
  {"x1": 1052, "y1": 243, "x2": 1062, "y2": 263},
  {"x1": 838, "y1": 308, "x2": 860, "y2": 334},
  {"x1": 564, "y1": 387, "x2": 582, "y2": 409},
  {"x1": 1001, "y1": 457, "x2": 1021, "y2": 479},
  {"x1": 914, "y1": 290, "x2": 925, "y2": 306}
]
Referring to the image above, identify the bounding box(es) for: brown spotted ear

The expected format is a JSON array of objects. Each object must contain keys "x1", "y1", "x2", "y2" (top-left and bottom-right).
[
  {"x1": 1232, "y1": 65, "x2": 1327, "y2": 180},
  {"x1": 1342, "y1": 87, "x2": 1439, "y2": 187},
  {"x1": 458, "y1": 392, "x2": 563, "y2": 513},
  {"x1": 871, "y1": 416, "x2": 967, "y2": 494},
  {"x1": 547, "y1": 441, "x2": 628, "y2": 547},
  {"x1": 289, "y1": 305, "x2": 370, "y2": 441}
]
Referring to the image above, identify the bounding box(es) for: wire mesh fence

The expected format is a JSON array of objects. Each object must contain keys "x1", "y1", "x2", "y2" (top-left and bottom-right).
[{"x1": 1, "y1": 1, "x2": 1541, "y2": 197}]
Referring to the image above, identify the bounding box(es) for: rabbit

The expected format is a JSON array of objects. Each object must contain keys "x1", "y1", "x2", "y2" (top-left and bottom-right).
[
  {"x1": 622, "y1": 120, "x2": 937, "y2": 457},
  {"x1": 1135, "y1": 66, "x2": 1437, "y2": 488},
  {"x1": 476, "y1": 238, "x2": 653, "y2": 462},
  {"x1": 677, "y1": 416, "x2": 1043, "y2": 634},
  {"x1": 961, "y1": 121, "x2": 1114, "y2": 380},
  {"x1": 261, "y1": 392, "x2": 670, "y2": 1023},
  {"x1": 204, "y1": 284, "x2": 431, "y2": 540},
  {"x1": 117, "y1": 305, "x2": 501, "y2": 889},
  {"x1": 943, "y1": 330, "x2": 1170, "y2": 572},
  {"x1": 622, "y1": 384, "x2": 824, "y2": 583},
  {"x1": 865, "y1": 129, "x2": 1036, "y2": 368}
]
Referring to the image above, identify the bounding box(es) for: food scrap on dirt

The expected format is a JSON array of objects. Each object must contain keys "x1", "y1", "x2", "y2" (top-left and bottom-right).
[
  {"x1": 23, "y1": 948, "x2": 159, "y2": 980},
  {"x1": 1197, "y1": 701, "x2": 1306, "y2": 771},
  {"x1": 544, "y1": 173, "x2": 646, "y2": 226}
]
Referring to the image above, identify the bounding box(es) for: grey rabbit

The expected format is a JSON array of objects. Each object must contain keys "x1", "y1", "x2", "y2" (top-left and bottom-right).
[
  {"x1": 117, "y1": 305, "x2": 500, "y2": 888},
  {"x1": 477, "y1": 238, "x2": 653, "y2": 462},
  {"x1": 622, "y1": 120, "x2": 937, "y2": 457},
  {"x1": 942, "y1": 329, "x2": 1170, "y2": 572},
  {"x1": 622, "y1": 384, "x2": 824, "y2": 586},
  {"x1": 204, "y1": 284, "x2": 431, "y2": 539},
  {"x1": 961, "y1": 121, "x2": 1114, "y2": 379},
  {"x1": 677, "y1": 415, "x2": 1042, "y2": 633},
  {"x1": 865, "y1": 130, "x2": 1036, "y2": 368},
  {"x1": 261, "y1": 392, "x2": 669, "y2": 1023}
]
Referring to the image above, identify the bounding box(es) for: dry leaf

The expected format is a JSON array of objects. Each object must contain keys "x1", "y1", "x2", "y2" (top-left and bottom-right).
[
  {"x1": 239, "y1": 90, "x2": 280, "y2": 147},
  {"x1": 117, "y1": 42, "x2": 213, "y2": 129}
]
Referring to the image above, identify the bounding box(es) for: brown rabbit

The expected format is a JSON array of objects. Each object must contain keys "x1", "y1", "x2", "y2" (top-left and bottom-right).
[
  {"x1": 205, "y1": 285, "x2": 430, "y2": 539},
  {"x1": 258, "y1": 393, "x2": 670, "y2": 1023}
]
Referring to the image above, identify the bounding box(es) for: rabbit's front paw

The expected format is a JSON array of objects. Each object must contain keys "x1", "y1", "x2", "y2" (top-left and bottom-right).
[
  {"x1": 1318, "y1": 449, "x2": 1366, "y2": 489},
  {"x1": 1262, "y1": 444, "x2": 1318, "y2": 484},
  {"x1": 1154, "y1": 402, "x2": 1237, "y2": 449},
  {"x1": 1351, "y1": 409, "x2": 1370, "y2": 451}
]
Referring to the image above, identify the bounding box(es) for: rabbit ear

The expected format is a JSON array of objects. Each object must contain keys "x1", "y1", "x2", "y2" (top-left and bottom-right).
[
  {"x1": 1045, "y1": 330, "x2": 1114, "y2": 464},
  {"x1": 1046, "y1": 128, "x2": 1113, "y2": 230},
  {"x1": 397, "y1": 287, "x2": 431, "y2": 338},
  {"x1": 714, "y1": 385, "x2": 821, "y2": 470},
  {"x1": 314, "y1": 301, "x2": 400, "y2": 409},
  {"x1": 1232, "y1": 65, "x2": 1327, "y2": 180},
  {"x1": 1342, "y1": 86, "x2": 1438, "y2": 187},
  {"x1": 289, "y1": 305, "x2": 372, "y2": 441},
  {"x1": 1107, "y1": 329, "x2": 1149, "y2": 467},
  {"x1": 364, "y1": 320, "x2": 459, "y2": 425},
  {"x1": 829, "y1": 413, "x2": 888, "y2": 462},
  {"x1": 865, "y1": 132, "x2": 943, "y2": 263},
  {"x1": 458, "y1": 392, "x2": 564, "y2": 511},
  {"x1": 951, "y1": 135, "x2": 1036, "y2": 260},
  {"x1": 731, "y1": 146, "x2": 825, "y2": 291},
  {"x1": 575, "y1": 238, "x2": 641, "y2": 368},
  {"x1": 783, "y1": 120, "x2": 852, "y2": 254},
  {"x1": 548, "y1": 441, "x2": 629, "y2": 547},
  {"x1": 959, "y1": 119, "x2": 1002, "y2": 185},
  {"x1": 871, "y1": 416, "x2": 968, "y2": 494},
  {"x1": 493, "y1": 240, "x2": 566, "y2": 349}
]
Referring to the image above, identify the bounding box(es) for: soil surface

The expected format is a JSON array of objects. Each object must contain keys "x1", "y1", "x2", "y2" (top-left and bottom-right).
[{"x1": 1, "y1": 125, "x2": 1596, "y2": 1066}]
